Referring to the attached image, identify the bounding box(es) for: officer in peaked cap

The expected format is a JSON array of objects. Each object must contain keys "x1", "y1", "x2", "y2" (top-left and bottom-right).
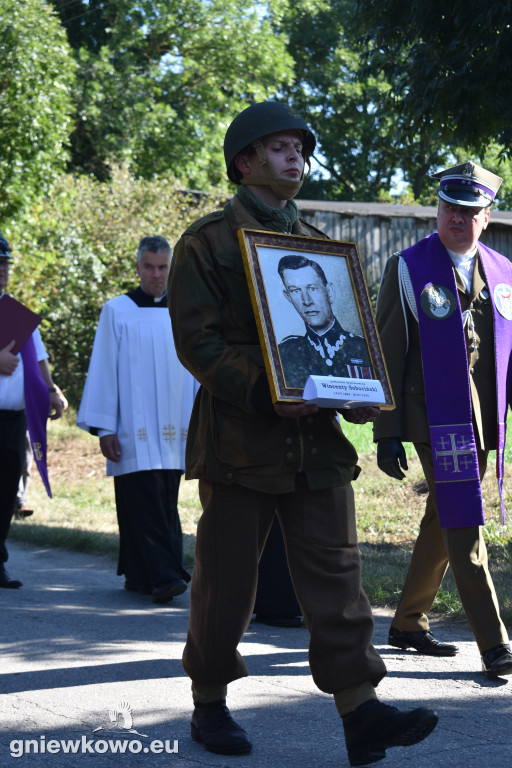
[
  {"x1": 168, "y1": 101, "x2": 439, "y2": 766},
  {"x1": 375, "y1": 158, "x2": 512, "y2": 679}
]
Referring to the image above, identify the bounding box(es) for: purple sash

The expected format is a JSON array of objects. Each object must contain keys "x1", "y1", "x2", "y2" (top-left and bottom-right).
[
  {"x1": 403, "y1": 233, "x2": 512, "y2": 528},
  {"x1": 478, "y1": 241, "x2": 512, "y2": 521},
  {"x1": 20, "y1": 336, "x2": 52, "y2": 498}
]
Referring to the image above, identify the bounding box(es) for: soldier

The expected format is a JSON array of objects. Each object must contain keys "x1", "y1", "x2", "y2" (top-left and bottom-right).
[
  {"x1": 168, "y1": 101, "x2": 438, "y2": 767},
  {"x1": 277, "y1": 253, "x2": 372, "y2": 387}
]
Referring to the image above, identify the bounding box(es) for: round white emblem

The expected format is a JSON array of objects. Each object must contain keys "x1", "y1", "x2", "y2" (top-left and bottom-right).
[{"x1": 494, "y1": 283, "x2": 512, "y2": 320}]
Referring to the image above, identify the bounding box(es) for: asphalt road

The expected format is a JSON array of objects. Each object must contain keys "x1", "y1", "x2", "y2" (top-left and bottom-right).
[{"x1": 1, "y1": 541, "x2": 511, "y2": 768}]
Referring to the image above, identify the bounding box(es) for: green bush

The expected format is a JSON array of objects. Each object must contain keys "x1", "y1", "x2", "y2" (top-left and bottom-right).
[{"x1": 8, "y1": 167, "x2": 225, "y2": 406}]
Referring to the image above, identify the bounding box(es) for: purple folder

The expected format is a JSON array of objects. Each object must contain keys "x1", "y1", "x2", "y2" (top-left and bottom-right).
[{"x1": 0, "y1": 294, "x2": 42, "y2": 353}]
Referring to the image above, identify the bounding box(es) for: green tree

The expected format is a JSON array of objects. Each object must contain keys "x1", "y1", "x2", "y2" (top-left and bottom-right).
[
  {"x1": 354, "y1": 0, "x2": 512, "y2": 159},
  {"x1": 278, "y1": 0, "x2": 450, "y2": 201},
  {"x1": 0, "y1": 0, "x2": 75, "y2": 219},
  {"x1": 8, "y1": 168, "x2": 224, "y2": 407},
  {"x1": 53, "y1": 0, "x2": 294, "y2": 189}
]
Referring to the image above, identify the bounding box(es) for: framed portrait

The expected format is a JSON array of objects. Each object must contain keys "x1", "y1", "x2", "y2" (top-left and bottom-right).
[{"x1": 238, "y1": 228, "x2": 395, "y2": 409}]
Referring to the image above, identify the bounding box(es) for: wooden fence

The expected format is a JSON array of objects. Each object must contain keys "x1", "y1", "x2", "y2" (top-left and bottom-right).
[{"x1": 297, "y1": 200, "x2": 512, "y2": 288}]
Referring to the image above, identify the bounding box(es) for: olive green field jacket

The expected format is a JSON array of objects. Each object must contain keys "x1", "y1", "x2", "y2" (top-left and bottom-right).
[{"x1": 168, "y1": 195, "x2": 360, "y2": 493}]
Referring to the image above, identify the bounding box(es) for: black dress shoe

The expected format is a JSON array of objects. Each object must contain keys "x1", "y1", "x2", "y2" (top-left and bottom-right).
[
  {"x1": 481, "y1": 644, "x2": 512, "y2": 677},
  {"x1": 342, "y1": 699, "x2": 438, "y2": 766},
  {"x1": 253, "y1": 613, "x2": 304, "y2": 628},
  {"x1": 389, "y1": 627, "x2": 458, "y2": 656},
  {"x1": 0, "y1": 565, "x2": 22, "y2": 588},
  {"x1": 152, "y1": 579, "x2": 187, "y2": 603},
  {"x1": 191, "y1": 699, "x2": 252, "y2": 755}
]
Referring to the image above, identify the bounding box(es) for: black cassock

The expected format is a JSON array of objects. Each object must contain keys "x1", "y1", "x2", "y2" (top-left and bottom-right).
[{"x1": 114, "y1": 467, "x2": 190, "y2": 590}]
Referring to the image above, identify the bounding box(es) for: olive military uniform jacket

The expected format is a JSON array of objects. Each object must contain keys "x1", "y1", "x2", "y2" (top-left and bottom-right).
[
  {"x1": 168, "y1": 195, "x2": 360, "y2": 493},
  {"x1": 373, "y1": 248, "x2": 497, "y2": 450},
  {"x1": 279, "y1": 317, "x2": 371, "y2": 388}
]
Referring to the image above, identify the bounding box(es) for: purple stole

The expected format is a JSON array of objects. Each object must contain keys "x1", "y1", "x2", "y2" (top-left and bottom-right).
[
  {"x1": 403, "y1": 232, "x2": 512, "y2": 528},
  {"x1": 20, "y1": 336, "x2": 52, "y2": 497}
]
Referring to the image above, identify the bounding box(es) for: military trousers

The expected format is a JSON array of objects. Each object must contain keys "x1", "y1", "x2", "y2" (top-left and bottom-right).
[
  {"x1": 392, "y1": 442, "x2": 509, "y2": 652},
  {"x1": 182, "y1": 474, "x2": 387, "y2": 694}
]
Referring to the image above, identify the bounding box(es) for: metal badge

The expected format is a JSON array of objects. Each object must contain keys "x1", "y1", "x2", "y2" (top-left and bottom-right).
[{"x1": 420, "y1": 284, "x2": 457, "y2": 320}]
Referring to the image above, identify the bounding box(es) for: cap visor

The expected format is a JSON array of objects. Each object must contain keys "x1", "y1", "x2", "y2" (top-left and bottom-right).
[{"x1": 438, "y1": 190, "x2": 491, "y2": 207}]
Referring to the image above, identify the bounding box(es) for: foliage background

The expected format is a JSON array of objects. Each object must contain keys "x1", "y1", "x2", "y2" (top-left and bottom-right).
[
  {"x1": 8, "y1": 169, "x2": 224, "y2": 406},
  {"x1": 2, "y1": 0, "x2": 512, "y2": 406}
]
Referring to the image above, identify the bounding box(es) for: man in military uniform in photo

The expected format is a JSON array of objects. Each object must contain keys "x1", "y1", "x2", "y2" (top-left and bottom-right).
[
  {"x1": 168, "y1": 100, "x2": 438, "y2": 767},
  {"x1": 374, "y1": 161, "x2": 512, "y2": 679},
  {"x1": 277, "y1": 253, "x2": 372, "y2": 388}
]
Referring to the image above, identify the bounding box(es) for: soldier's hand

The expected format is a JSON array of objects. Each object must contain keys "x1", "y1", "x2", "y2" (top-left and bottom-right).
[
  {"x1": 341, "y1": 406, "x2": 380, "y2": 425},
  {"x1": 0, "y1": 340, "x2": 19, "y2": 375},
  {"x1": 100, "y1": 434, "x2": 121, "y2": 462},
  {"x1": 377, "y1": 437, "x2": 408, "y2": 480}
]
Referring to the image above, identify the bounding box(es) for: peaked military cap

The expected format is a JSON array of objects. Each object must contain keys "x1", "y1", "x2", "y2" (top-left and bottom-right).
[{"x1": 432, "y1": 161, "x2": 502, "y2": 207}]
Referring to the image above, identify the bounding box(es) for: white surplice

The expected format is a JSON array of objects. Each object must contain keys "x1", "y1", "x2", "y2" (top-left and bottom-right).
[{"x1": 77, "y1": 294, "x2": 198, "y2": 477}]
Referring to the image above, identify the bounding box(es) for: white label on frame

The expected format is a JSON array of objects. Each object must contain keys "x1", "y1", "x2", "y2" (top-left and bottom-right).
[{"x1": 302, "y1": 375, "x2": 386, "y2": 408}]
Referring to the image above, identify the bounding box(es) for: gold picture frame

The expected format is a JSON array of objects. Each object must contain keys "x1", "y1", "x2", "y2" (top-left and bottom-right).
[{"x1": 238, "y1": 228, "x2": 394, "y2": 408}]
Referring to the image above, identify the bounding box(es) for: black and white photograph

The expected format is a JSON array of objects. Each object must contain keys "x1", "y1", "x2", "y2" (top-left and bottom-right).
[{"x1": 239, "y1": 228, "x2": 394, "y2": 406}]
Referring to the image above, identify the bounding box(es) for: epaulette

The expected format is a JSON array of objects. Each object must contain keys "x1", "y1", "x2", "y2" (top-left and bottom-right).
[
  {"x1": 185, "y1": 210, "x2": 225, "y2": 235},
  {"x1": 298, "y1": 218, "x2": 329, "y2": 238},
  {"x1": 280, "y1": 334, "x2": 302, "y2": 343}
]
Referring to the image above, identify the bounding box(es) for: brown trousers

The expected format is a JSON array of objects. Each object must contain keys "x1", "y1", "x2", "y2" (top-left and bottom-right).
[
  {"x1": 392, "y1": 442, "x2": 508, "y2": 652},
  {"x1": 182, "y1": 475, "x2": 387, "y2": 694}
]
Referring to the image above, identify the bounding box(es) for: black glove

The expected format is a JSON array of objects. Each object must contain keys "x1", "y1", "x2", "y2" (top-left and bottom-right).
[{"x1": 377, "y1": 437, "x2": 408, "y2": 480}]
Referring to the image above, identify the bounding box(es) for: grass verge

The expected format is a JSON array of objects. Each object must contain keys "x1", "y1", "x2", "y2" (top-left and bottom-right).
[{"x1": 10, "y1": 413, "x2": 512, "y2": 625}]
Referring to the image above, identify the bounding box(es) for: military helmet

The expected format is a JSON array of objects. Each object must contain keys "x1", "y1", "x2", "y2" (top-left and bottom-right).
[{"x1": 224, "y1": 101, "x2": 316, "y2": 184}]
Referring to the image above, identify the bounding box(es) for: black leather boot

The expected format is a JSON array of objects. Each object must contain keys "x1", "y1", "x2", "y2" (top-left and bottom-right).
[{"x1": 191, "y1": 699, "x2": 252, "y2": 755}]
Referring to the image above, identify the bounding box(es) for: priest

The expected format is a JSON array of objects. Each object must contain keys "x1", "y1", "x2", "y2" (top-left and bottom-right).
[
  {"x1": 374, "y1": 162, "x2": 512, "y2": 678},
  {"x1": 77, "y1": 236, "x2": 198, "y2": 603}
]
